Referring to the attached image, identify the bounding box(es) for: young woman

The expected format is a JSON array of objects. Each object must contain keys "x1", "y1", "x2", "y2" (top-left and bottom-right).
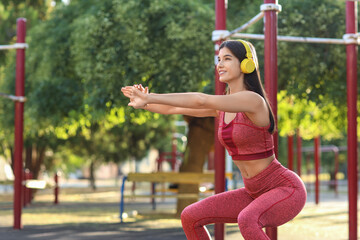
[{"x1": 121, "y1": 40, "x2": 307, "y2": 240}]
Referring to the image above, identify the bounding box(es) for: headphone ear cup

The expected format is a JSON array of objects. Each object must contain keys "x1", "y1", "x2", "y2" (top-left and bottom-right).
[{"x1": 240, "y1": 58, "x2": 256, "y2": 74}]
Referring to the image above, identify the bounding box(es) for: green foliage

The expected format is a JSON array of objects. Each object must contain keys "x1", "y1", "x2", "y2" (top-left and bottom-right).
[
  {"x1": 71, "y1": 0, "x2": 214, "y2": 111},
  {"x1": 0, "y1": 0, "x2": 215, "y2": 175},
  {"x1": 277, "y1": 0, "x2": 347, "y2": 107},
  {"x1": 0, "y1": 1, "x2": 53, "y2": 66},
  {"x1": 278, "y1": 90, "x2": 346, "y2": 140}
]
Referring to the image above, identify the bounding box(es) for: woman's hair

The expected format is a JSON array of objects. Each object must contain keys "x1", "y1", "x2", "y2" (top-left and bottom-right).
[{"x1": 219, "y1": 40, "x2": 276, "y2": 134}]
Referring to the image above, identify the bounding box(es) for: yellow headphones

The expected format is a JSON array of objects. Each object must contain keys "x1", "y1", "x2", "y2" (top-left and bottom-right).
[{"x1": 237, "y1": 40, "x2": 256, "y2": 74}]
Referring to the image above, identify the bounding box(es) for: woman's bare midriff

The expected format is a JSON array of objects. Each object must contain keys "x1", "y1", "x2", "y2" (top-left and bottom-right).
[{"x1": 233, "y1": 154, "x2": 275, "y2": 179}]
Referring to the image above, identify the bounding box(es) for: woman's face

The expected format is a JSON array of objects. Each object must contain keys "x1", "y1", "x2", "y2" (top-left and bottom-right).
[{"x1": 217, "y1": 47, "x2": 242, "y2": 83}]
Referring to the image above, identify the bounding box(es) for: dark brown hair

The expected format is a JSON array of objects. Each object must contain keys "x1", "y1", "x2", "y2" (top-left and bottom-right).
[{"x1": 219, "y1": 40, "x2": 276, "y2": 133}]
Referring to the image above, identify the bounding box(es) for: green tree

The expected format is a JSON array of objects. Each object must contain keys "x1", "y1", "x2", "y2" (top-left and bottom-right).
[
  {"x1": 0, "y1": 1, "x2": 53, "y2": 66},
  {"x1": 0, "y1": 0, "x2": 214, "y2": 193}
]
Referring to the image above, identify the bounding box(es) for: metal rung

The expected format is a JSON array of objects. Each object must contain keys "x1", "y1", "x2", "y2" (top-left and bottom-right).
[
  {"x1": 0, "y1": 43, "x2": 28, "y2": 50},
  {"x1": 0, "y1": 93, "x2": 27, "y2": 102}
]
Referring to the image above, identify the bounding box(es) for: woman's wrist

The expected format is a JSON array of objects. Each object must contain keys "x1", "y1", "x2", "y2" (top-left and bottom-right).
[{"x1": 144, "y1": 92, "x2": 151, "y2": 105}]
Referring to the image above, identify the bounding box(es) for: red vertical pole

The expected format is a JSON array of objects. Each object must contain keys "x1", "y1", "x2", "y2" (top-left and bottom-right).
[
  {"x1": 13, "y1": 18, "x2": 26, "y2": 230},
  {"x1": 54, "y1": 173, "x2": 59, "y2": 205},
  {"x1": 26, "y1": 171, "x2": 30, "y2": 205},
  {"x1": 264, "y1": 1, "x2": 278, "y2": 239},
  {"x1": 214, "y1": 0, "x2": 226, "y2": 239},
  {"x1": 334, "y1": 151, "x2": 339, "y2": 197},
  {"x1": 23, "y1": 169, "x2": 30, "y2": 207},
  {"x1": 207, "y1": 150, "x2": 215, "y2": 171},
  {"x1": 314, "y1": 136, "x2": 320, "y2": 205},
  {"x1": 29, "y1": 172, "x2": 33, "y2": 204},
  {"x1": 287, "y1": 135, "x2": 294, "y2": 171},
  {"x1": 346, "y1": 2, "x2": 358, "y2": 239},
  {"x1": 296, "y1": 129, "x2": 302, "y2": 176},
  {"x1": 306, "y1": 154, "x2": 311, "y2": 191},
  {"x1": 172, "y1": 137, "x2": 177, "y2": 171},
  {"x1": 22, "y1": 169, "x2": 27, "y2": 207}
]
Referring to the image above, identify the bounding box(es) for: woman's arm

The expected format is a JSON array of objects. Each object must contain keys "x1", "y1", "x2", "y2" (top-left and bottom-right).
[
  {"x1": 122, "y1": 86, "x2": 265, "y2": 113},
  {"x1": 121, "y1": 85, "x2": 218, "y2": 117},
  {"x1": 144, "y1": 104, "x2": 217, "y2": 117}
]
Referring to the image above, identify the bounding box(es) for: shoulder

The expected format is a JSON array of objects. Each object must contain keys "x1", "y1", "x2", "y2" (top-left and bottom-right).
[
  {"x1": 233, "y1": 91, "x2": 266, "y2": 106},
  {"x1": 233, "y1": 90, "x2": 263, "y2": 99}
]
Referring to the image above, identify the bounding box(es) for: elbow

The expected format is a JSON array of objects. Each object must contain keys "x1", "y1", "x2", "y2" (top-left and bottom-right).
[{"x1": 196, "y1": 94, "x2": 207, "y2": 108}]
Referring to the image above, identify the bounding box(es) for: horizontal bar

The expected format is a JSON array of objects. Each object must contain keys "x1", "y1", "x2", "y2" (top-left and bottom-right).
[
  {"x1": 212, "y1": 12, "x2": 264, "y2": 41},
  {"x1": 0, "y1": 92, "x2": 27, "y2": 102},
  {"x1": 122, "y1": 193, "x2": 210, "y2": 199},
  {"x1": 0, "y1": 43, "x2": 28, "y2": 50},
  {"x1": 232, "y1": 33, "x2": 352, "y2": 45},
  {"x1": 127, "y1": 172, "x2": 233, "y2": 183},
  {"x1": 228, "y1": 12, "x2": 264, "y2": 38},
  {"x1": 128, "y1": 172, "x2": 215, "y2": 183},
  {"x1": 302, "y1": 145, "x2": 339, "y2": 153}
]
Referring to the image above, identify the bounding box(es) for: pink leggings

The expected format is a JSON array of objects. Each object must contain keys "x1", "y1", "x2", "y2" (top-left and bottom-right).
[{"x1": 181, "y1": 159, "x2": 307, "y2": 240}]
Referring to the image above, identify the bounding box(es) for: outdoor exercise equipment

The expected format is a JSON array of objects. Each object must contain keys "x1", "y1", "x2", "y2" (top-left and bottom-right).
[
  {"x1": 302, "y1": 144, "x2": 345, "y2": 201},
  {"x1": 212, "y1": 1, "x2": 358, "y2": 239},
  {"x1": 0, "y1": 18, "x2": 27, "y2": 230}
]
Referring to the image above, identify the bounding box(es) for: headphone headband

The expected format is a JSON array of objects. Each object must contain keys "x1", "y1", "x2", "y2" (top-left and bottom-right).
[
  {"x1": 237, "y1": 40, "x2": 256, "y2": 74},
  {"x1": 237, "y1": 40, "x2": 253, "y2": 60}
]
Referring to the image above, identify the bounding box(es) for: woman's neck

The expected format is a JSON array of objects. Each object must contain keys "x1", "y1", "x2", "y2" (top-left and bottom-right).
[{"x1": 228, "y1": 76, "x2": 246, "y2": 94}]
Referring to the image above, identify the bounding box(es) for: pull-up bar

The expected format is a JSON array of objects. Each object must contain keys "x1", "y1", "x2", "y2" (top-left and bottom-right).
[
  {"x1": 0, "y1": 92, "x2": 26, "y2": 102},
  {"x1": 212, "y1": 2, "x2": 360, "y2": 46},
  {"x1": 213, "y1": 3, "x2": 281, "y2": 41},
  {"x1": 232, "y1": 33, "x2": 359, "y2": 45},
  {"x1": 0, "y1": 43, "x2": 28, "y2": 50}
]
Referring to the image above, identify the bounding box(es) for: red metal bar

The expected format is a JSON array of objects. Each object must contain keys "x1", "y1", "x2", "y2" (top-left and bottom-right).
[
  {"x1": 314, "y1": 136, "x2": 320, "y2": 205},
  {"x1": 346, "y1": 2, "x2": 358, "y2": 239},
  {"x1": 214, "y1": 0, "x2": 226, "y2": 239},
  {"x1": 26, "y1": 171, "x2": 31, "y2": 205},
  {"x1": 207, "y1": 150, "x2": 215, "y2": 170},
  {"x1": 287, "y1": 135, "x2": 294, "y2": 171},
  {"x1": 29, "y1": 172, "x2": 33, "y2": 204},
  {"x1": 334, "y1": 151, "x2": 339, "y2": 197},
  {"x1": 172, "y1": 138, "x2": 177, "y2": 171},
  {"x1": 23, "y1": 169, "x2": 30, "y2": 207},
  {"x1": 13, "y1": 18, "x2": 26, "y2": 230},
  {"x1": 306, "y1": 154, "x2": 311, "y2": 191},
  {"x1": 54, "y1": 173, "x2": 59, "y2": 204},
  {"x1": 264, "y1": 0, "x2": 278, "y2": 239},
  {"x1": 22, "y1": 169, "x2": 27, "y2": 207},
  {"x1": 296, "y1": 129, "x2": 302, "y2": 176}
]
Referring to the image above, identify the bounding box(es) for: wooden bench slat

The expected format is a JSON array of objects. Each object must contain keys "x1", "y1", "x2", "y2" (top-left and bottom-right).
[
  {"x1": 127, "y1": 172, "x2": 215, "y2": 184},
  {"x1": 127, "y1": 172, "x2": 233, "y2": 183},
  {"x1": 123, "y1": 193, "x2": 209, "y2": 199}
]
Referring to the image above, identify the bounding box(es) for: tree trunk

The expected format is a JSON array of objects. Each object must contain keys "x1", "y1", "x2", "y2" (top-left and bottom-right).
[
  {"x1": 25, "y1": 145, "x2": 32, "y2": 170},
  {"x1": 22, "y1": 144, "x2": 46, "y2": 197},
  {"x1": 9, "y1": 145, "x2": 14, "y2": 172},
  {"x1": 32, "y1": 146, "x2": 46, "y2": 180},
  {"x1": 176, "y1": 116, "x2": 214, "y2": 217},
  {"x1": 89, "y1": 159, "x2": 97, "y2": 191}
]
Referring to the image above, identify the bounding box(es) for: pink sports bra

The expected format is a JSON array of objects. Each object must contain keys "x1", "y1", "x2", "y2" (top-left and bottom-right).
[{"x1": 218, "y1": 111, "x2": 274, "y2": 161}]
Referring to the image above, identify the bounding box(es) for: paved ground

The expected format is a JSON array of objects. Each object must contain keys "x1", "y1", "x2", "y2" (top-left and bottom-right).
[{"x1": 0, "y1": 182, "x2": 359, "y2": 240}]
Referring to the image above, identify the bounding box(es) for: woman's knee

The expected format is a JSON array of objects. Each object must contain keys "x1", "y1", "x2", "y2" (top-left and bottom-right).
[
  {"x1": 181, "y1": 203, "x2": 198, "y2": 224},
  {"x1": 237, "y1": 210, "x2": 261, "y2": 233}
]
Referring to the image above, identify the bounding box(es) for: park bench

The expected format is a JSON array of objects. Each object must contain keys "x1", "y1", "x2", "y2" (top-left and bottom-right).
[
  {"x1": 120, "y1": 172, "x2": 232, "y2": 222},
  {"x1": 23, "y1": 173, "x2": 60, "y2": 206}
]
